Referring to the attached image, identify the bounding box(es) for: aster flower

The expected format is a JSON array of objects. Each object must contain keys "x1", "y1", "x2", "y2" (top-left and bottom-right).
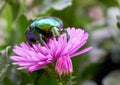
[
  {"x1": 10, "y1": 27, "x2": 92, "y2": 75},
  {"x1": 10, "y1": 43, "x2": 53, "y2": 72}
]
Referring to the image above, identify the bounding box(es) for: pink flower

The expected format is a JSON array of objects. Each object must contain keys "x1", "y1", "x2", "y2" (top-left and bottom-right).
[
  {"x1": 10, "y1": 28, "x2": 92, "y2": 75},
  {"x1": 10, "y1": 43, "x2": 53, "y2": 72}
]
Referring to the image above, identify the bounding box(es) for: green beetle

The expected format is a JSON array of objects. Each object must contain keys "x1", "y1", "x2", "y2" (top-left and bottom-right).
[{"x1": 26, "y1": 17, "x2": 70, "y2": 46}]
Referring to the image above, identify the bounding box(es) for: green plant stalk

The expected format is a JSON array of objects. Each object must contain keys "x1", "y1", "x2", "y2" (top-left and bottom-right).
[{"x1": 45, "y1": 63, "x2": 74, "y2": 85}]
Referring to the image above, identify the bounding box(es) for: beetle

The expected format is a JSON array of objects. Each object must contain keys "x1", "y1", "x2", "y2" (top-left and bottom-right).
[{"x1": 26, "y1": 17, "x2": 70, "y2": 46}]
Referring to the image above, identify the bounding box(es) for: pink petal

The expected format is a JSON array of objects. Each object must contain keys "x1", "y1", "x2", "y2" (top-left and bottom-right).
[
  {"x1": 28, "y1": 65, "x2": 45, "y2": 73},
  {"x1": 55, "y1": 55, "x2": 72, "y2": 76},
  {"x1": 71, "y1": 46, "x2": 93, "y2": 57}
]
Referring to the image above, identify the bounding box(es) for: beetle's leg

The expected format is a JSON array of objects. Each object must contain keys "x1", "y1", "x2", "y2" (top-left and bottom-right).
[
  {"x1": 50, "y1": 27, "x2": 60, "y2": 37},
  {"x1": 60, "y1": 29, "x2": 70, "y2": 42},
  {"x1": 39, "y1": 34, "x2": 45, "y2": 46}
]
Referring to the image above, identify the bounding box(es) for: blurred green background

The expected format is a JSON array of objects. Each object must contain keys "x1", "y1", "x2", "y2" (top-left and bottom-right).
[{"x1": 0, "y1": 0, "x2": 120, "y2": 85}]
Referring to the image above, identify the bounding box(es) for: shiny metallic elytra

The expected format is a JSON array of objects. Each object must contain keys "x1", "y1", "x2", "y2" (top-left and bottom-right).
[{"x1": 31, "y1": 17, "x2": 63, "y2": 31}]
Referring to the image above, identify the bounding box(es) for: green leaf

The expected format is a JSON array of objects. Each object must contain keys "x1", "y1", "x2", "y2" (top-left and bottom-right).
[
  {"x1": 39, "y1": 0, "x2": 72, "y2": 15},
  {"x1": 20, "y1": 69, "x2": 56, "y2": 85},
  {"x1": 9, "y1": 15, "x2": 32, "y2": 44},
  {"x1": 0, "y1": 0, "x2": 6, "y2": 14},
  {"x1": 2, "y1": 77, "x2": 14, "y2": 85},
  {"x1": 0, "y1": 3, "x2": 13, "y2": 47},
  {"x1": 20, "y1": 71, "x2": 34, "y2": 85},
  {"x1": 7, "y1": 0, "x2": 20, "y2": 20},
  {"x1": 31, "y1": 70, "x2": 56, "y2": 85},
  {"x1": 0, "y1": 46, "x2": 11, "y2": 82},
  {"x1": 3, "y1": 3, "x2": 13, "y2": 33},
  {"x1": 17, "y1": 15, "x2": 33, "y2": 41}
]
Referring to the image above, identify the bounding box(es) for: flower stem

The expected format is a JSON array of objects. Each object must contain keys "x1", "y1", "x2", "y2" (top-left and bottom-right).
[{"x1": 45, "y1": 64, "x2": 74, "y2": 85}]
